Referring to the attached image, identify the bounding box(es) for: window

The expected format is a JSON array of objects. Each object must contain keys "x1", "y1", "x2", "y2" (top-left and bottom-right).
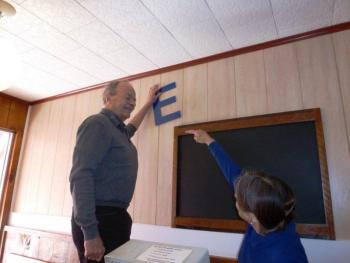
[{"x1": 0, "y1": 129, "x2": 13, "y2": 203}]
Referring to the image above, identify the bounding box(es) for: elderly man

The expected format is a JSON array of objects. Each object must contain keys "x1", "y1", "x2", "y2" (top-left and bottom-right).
[{"x1": 70, "y1": 80, "x2": 159, "y2": 262}]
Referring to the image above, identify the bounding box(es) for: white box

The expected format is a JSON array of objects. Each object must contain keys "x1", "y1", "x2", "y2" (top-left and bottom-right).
[{"x1": 105, "y1": 239, "x2": 210, "y2": 263}]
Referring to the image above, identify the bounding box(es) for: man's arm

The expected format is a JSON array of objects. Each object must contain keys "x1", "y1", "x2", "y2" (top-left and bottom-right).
[
  {"x1": 70, "y1": 117, "x2": 110, "y2": 261},
  {"x1": 127, "y1": 85, "x2": 160, "y2": 130}
]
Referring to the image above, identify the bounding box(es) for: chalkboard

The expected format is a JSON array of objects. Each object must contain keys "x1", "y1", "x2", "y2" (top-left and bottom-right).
[{"x1": 172, "y1": 109, "x2": 335, "y2": 239}]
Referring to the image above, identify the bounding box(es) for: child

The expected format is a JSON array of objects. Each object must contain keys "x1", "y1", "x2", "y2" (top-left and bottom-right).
[{"x1": 186, "y1": 129, "x2": 308, "y2": 263}]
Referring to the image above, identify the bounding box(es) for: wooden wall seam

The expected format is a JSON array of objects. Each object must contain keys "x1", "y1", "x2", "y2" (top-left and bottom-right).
[{"x1": 331, "y1": 33, "x2": 350, "y2": 154}]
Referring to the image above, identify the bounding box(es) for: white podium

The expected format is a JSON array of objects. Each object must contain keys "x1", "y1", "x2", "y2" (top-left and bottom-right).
[{"x1": 105, "y1": 239, "x2": 210, "y2": 263}]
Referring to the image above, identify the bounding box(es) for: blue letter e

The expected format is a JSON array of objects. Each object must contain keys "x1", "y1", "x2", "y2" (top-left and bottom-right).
[{"x1": 153, "y1": 82, "x2": 181, "y2": 126}]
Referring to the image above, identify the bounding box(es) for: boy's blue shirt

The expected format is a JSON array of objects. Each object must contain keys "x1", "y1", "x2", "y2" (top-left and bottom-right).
[
  {"x1": 207, "y1": 141, "x2": 241, "y2": 186},
  {"x1": 207, "y1": 141, "x2": 308, "y2": 263}
]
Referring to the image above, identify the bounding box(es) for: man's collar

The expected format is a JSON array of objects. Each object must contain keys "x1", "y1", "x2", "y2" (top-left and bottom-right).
[{"x1": 100, "y1": 108, "x2": 125, "y2": 128}]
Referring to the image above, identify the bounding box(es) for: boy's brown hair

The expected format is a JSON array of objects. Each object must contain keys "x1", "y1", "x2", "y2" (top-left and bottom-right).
[{"x1": 234, "y1": 170, "x2": 295, "y2": 231}]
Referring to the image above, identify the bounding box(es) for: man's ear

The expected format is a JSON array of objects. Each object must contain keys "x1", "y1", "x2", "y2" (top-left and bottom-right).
[{"x1": 104, "y1": 96, "x2": 110, "y2": 104}]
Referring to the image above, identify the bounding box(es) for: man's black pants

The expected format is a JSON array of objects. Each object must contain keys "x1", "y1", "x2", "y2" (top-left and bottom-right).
[{"x1": 71, "y1": 206, "x2": 132, "y2": 263}]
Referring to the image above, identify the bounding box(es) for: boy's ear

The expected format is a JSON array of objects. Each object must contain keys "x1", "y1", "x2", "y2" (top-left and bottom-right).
[
  {"x1": 253, "y1": 214, "x2": 259, "y2": 223},
  {"x1": 249, "y1": 213, "x2": 259, "y2": 225}
]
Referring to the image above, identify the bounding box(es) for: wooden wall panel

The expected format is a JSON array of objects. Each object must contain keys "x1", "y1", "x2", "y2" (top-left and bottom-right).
[
  {"x1": 183, "y1": 64, "x2": 208, "y2": 124},
  {"x1": 156, "y1": 69, "x2": 184, "y2": 226},
  {"x1": 35, "y1": 100, "x2": 63, "y2": 214},
  {"x1": 19, "y1": 103, "x2": 51, "y2": 214},
  {"x1": 62, "y1": 92, "x2": 90, "y2": 216},
  {"x1": 0, "y1": 96, "x2": 11, "y2": 127},
  {"x1": 332, "y1": 30, "x2": 350, "y2": 150},
  {"x1": 127, "y1": 79, "x2": 141, "y2": 219},
  {"x1": 235, "y1": 50, "x2": 267, "y2": 117},
  {"x1": 208, "y1": 58, "x2": 236, "y2": 121},
  {"x1": 88, "y1": 88, "x2": 103, "y2": 114},
  {"x1": 296, "y1": 35, "x2": 350, "y2": 239},
  {"x1": 48, "y1": 96, "x2": 76, "y2": 216},
  {"x1": 263, "y1": 44, "x2": 303, "y2": 113},
  {"x1": 0, "y1": 99, "x2": 10, "y2": 127},
  {"x1": 7, "y1": 102, "x2": 28, "y2": 132},
  {"x1": 13, "y1": 107, "x2": 35, "y2": 213},
  {"x1": 133, "y1": 75, "x2": 160, "y2": 224}
]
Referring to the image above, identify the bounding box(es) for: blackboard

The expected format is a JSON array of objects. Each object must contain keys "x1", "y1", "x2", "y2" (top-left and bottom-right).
[{"x1": 172, "y1": 108, "x2": 335, "y2": 239}]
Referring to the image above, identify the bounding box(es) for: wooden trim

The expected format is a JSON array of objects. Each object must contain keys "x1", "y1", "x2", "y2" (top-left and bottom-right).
[
  {"x1": 3, "y1": 226, "x2": 67, "y2": 262},
  {"x1": 7, "y1": 253, "x2": 50, "y2": 263},
  {"x1": 175, "y1": 217, "x2": 247, "y2": 233},
  {"x1": 30, "y1": 22, "x2": 350, "y2": 105},
  {"x1": 0, "y1": 231, "x2": 7, "y2": 263},
  {"x1": 3, "y1": 225, "x2": 72, "y2": 241},
  {"x1": 314, "y1": 110, "x2": 335, "y2": 240},
  {"x1": 0, "y1": 132, "x2": 24, "y2": 262},
  {"x1": 0, "y1": 92, "x2": 29, "y2": 105},
  {"x1": 296, "y1": 224, "x2": 331, "y2": 238},
  {"x1": 210, "y1": 256, "x2": 238, "y2": 263},
  {"x1": 172, "y1": 108, "x2": 335, "y2": 239},
  {"x1": 174, "y1": 108, "x2": 320, "y2": 135},
  {"x1": 171, "y1": 131, "x2": 179, "y2": 228},
  {"x1": 0, "y1": 98, "x2": 29, "y2": 262}
]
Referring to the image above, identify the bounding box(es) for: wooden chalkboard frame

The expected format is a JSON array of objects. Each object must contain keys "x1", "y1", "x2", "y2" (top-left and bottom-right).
[{"x1": 172, "y1": 108, "x2": 335, "y2": 239}]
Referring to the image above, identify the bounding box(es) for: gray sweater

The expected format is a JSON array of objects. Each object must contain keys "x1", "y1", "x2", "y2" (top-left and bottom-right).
[{"x1": 70, "y1": 108, "x2": 138, "y2": 240}]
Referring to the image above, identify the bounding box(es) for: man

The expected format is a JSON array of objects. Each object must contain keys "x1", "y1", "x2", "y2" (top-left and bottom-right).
[{"x1": 70, "y1": 80, "x2": 159, "y2": 262}]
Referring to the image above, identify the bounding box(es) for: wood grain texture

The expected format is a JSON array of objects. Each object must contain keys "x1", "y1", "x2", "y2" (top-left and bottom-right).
[
  {"x1": 296, "y1": 34, "x2": 350, "y2": 239},
  {"x1": 35, "y1": 100, "x2": 63, "y2": 214},
  {"x1": 6, "y1": 254, "x2": 49, "y2": 263},
  {"x1": 48, "y1": 96, "x2": 76, "y2": 216},
  {"x1": 263, "y1": 43, "x2": 303, "y2": 113},
  {"x1": 13, "y1": 108, "x2": 35, "y2": 213},
  {"x1": 183, "y1": 64, "x2": 208, "y2": 124},
  {"x1": 62, "y1": 92, "x2": 90, "y2": 216},
  {"x1": 133, "y1": 75, "x2": 160, "y2": 224},
  {"x1": 19, "y1": 103, "x2": 51, "y2": 214},
  {"x1": 7, "y1": 102, "x2": 28, "y2": 132},
  {"x1": 3, "y1": 227, "x2": 75, "y2": 263},
  {"x1": 332, "y1": 30, "x2": 350, "y2": 153},
  {"x1": 88, "y1": 88, "x2": 104, "y2": 115},
  {"x1": 210, "y1": 256, "x2": 238, "y2": 263},
  {"x1": 0, "y1": 96, "x2": 11, "y2": 127},
  {"x1": 208, "y1": 58, "x2": 236, "y2": 121},
  {"x1": 156, "y1": 69, "x2": 184, "y2": 226},
  {"x1": 0, "y1": 94, "x2": 28, "y2": 262},
  {"x1": 127, "y1": 79, "x2": 141, "y2": 219},
  {"x1": 235, "y1": 50, "x2": 267, "y2": 117}
]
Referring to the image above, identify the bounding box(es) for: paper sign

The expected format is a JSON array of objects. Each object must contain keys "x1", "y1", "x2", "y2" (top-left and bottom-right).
[{"x1": 136, "y1": 244, "x2": 192, "y2": 263}]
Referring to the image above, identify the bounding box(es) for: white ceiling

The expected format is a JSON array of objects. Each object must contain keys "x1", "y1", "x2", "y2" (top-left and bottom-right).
[{"x1": 0, "y1": 0, "x2": 349, "y2": 102}]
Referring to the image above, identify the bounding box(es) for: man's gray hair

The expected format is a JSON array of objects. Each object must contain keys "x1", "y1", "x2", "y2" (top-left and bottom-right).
[{"x1": 103, "y1": 80, "x2": 120, "y2": 104}]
